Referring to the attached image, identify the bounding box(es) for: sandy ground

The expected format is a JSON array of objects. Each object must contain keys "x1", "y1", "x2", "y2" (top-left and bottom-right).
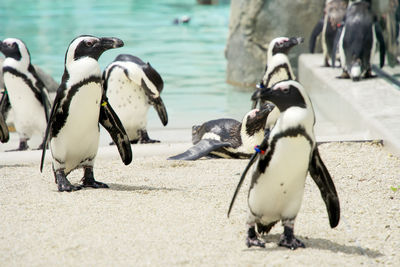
[{"x1": 0, "y1": 141, "x2": 399, "y2": 266}]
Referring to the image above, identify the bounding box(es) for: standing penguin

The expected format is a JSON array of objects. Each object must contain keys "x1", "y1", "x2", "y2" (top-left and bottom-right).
[
  {"x1": 228, "y1": 80, "x2": 340, "y2": 249},
  {"x1": 40, "y1": 35, "x2": 132, "y2": 192},
  {"x1": 337, "y1": 0, "x2": 385, "y2": 81},
  {"x1": 0, "y1": 38, "x2": 51, "y2": 150},
  {"x1": 309, "y1": 0, "x2": 347, "y2": 67},
  {"x1": 251, "y1": 37, "x2": 303, "y2": 132},
  {"x1": 168, "y1": 105, "x2": 273, "y2": 160},
  {"x1": 103, "y1": 54, "x2": 168, "y2": 144}
]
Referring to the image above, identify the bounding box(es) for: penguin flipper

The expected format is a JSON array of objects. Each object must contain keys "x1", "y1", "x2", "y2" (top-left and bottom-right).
[
  {"x1": 152, "y1": 97, "x2": 168, "y2": 126},
  {"x1": 309, "y1": 147, "x2": 340, "y2": 228},
  {"x1": 0, "y1": 93, "x2": 10, "y2": 143},
  {"x1": 227, "y1": 152, "x2": 258, "y2": 218},
  {"x1": 99, "y1": 96, "x2": 132, "y2": 165},
  {"x1": 309, "y1": 18, "x2": 324, "y2": 53},
  {"x1": 168, "y1": 139, "x2": 231, "y2": 160}
]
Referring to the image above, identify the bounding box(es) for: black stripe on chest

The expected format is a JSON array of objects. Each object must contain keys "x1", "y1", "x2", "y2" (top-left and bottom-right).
[
  {"x1": 3, "y1": 66, "x2": 43, "y2": 104},
  {"x1": 264, "y1": 63, "x2": 292, "y2": 86},
  {"x1": 51, "y1": 76, "x2": 102, "y2": 138},
  {"x1": 257, "y1": 126, "x2": 314, "y2": 175}
]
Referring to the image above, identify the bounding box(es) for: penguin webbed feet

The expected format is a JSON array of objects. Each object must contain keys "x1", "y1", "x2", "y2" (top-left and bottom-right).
[
  {"x1": 246, "y1": 225, "x2": 266, "y2": 248},
  {"x1": 81, "y1": 167, "x2": 109, "y2": 189},
  {"x1": 6, "y1": 139, "x2": 29, "y2": 152},
  {"x1": 138, "y1": 129, "x2": 160, "y2": 144},
  {"x1": 278, "y1": 225, "x2": 305, "y2": 250},
  {"x1": 55, "y1": 170, "x2": 82, "y2": 192}
]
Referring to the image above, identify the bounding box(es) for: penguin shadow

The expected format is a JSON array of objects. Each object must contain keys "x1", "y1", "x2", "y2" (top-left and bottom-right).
[
  {"x1": 244, "y1": 234, "x2": 383, "y2": 258},
  {"x1": 106, "y1": 183, "x2": 180, "y2": 192}
]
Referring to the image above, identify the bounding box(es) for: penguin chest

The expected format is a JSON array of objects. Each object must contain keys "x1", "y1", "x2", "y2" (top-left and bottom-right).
[
  {"x1": 249, "y1": 136, "x2": 312, "y2": 223},
  {"x1": 107, "y1": 75, "x2": 149, "y2": 139},
  {"x1": 3, "y1": 72, "x2": 46, "y2": 135},
  {"x1": 51, "y1": 82, "x2": 102, "y2": 171}
]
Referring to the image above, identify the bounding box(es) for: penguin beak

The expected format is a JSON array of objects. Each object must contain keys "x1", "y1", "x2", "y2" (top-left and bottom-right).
[
  {"x1": 99, "y1": 37, "x2": 124, "y2": 50},
  {"x1": 288, "y1": 37, "x2": 304, "y2": 48}
]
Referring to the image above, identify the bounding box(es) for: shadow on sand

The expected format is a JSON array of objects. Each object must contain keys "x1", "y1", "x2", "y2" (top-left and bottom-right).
[
  {"x1": 107, "y1": 183, "x2": 181, "y2": 192},
  {"x1": 243, "y1": 234, "x2": 383, "y2": 258}
]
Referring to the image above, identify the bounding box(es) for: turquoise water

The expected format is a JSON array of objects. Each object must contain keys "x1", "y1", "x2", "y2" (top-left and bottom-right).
[{"x1": 0, "y1": 0, "x2": 253, "y2": 129}]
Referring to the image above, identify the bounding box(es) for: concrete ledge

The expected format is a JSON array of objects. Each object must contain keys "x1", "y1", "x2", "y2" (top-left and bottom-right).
[{"x1": 299, "y1": 54, "x2": 400, "y2": 156}]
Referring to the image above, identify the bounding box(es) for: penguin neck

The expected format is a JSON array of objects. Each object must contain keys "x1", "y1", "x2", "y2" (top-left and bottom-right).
[
  {"x1": 263, "y1": 54, "x2": 295, "y2": 87},
  {"x1": 3, "y1": 56, "x2": 30, "y2": 72},
  {"x1": 271, "y1": 106, "x2": 315, "y2": 139},
  {"x1": 66, "y1": 57, "x2": 101, "y2": 85}
]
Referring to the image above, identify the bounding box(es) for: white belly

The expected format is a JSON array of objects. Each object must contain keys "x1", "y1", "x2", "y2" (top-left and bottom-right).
[
  {"x1": 107, "y1": 72, "x2": 149, "y2": 140},
  {"x1": 4, "y1": 73, "x2": 47, "y2": 138},
  {"x1": 248, "y1": 136, "x2": 312, "y2": 223},
  {"x1": 50, "y1": 82, "x2": 102, "y2": 173}
]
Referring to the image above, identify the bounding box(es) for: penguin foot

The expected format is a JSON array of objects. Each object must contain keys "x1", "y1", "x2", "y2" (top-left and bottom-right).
[
  {"x1": 363, "y1": 70, "x2": 376, "y2": 79},
  {"x1": 139, "y1": 138, "x2": 160, "y2": 144},
  {"x1": 139, "y1": 129, "x2": 160, "y2": 144},
  {"x1": 246, "y1": 236, "x2": 266, "y2": 248},
  {"x1": 278, "y1": 225, "x2": 305, "y2": 250},
  {"x1": 55, "y1": 170, "x2": 82, "y2": 192},
  {"x1": 81, "y1": 167, "x2": 109, "y2": 189},
  {"x1": 337, "y1": 71, "x2": 350, "y2": 79},
  {"x1": 7, "y1": 139, "x2": 29, "y2": 151},
  {"x1": 246, "y1": 225, "x2": 265, "y2": 248}
]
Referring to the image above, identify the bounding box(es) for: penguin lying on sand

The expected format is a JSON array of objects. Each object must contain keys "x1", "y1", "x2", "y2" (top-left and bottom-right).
[
  {"x1": 168, "y1": 105, "x2": 273, "y2": 160},
  {"x1": 103, "y1": 54, "x2": 168, "y2": 144},
  {"x1": 228, "y1": 80, "x2": 340, "y2": 250},
  {"x1": 40, "y1": 35, "x2": 132, "y2": 192},
  {"x1": 0, "y1": 38, "x2": 51, "y2": 150},
  {"x1": 336, "y1": 0, "x2": 385, "y2": 81},
  {"x1": 309, "y1": 0, "x2": 347, "y2": 67}
]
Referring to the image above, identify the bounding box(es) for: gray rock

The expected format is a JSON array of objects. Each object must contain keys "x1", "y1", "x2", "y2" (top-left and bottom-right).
[
  {"x1": 225, "y1": 0, "x2": 324, "y2": 88},
  {"x1": 0, "y1": 57, "x2": 59, "y2": 92}
]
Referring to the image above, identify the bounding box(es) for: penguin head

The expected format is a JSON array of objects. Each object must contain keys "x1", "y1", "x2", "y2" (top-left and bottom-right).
[
  {"x1": 0, "y1": 38, "x2": 31, "y2": 64},
  {"x1": 65, "y1": 35, "x2": 124, "y2": 66},
  {"x1": 255, "y1": 80, "x2": 307, "y2": 113},
  {"x1": 243, "y1": 104, "x2": 274, "y2": 136},
  {"x1": 268, "y1": 37, "x2": 304, "y2": 58}
]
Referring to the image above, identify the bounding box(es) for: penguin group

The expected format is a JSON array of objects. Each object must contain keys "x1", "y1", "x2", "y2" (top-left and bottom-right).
[
  {"x1": 0, "y1": 31, "x2": 341, "y2": 251},
  {"x1": 309, "y1": 0, "x2": 396, "y2": 81}
]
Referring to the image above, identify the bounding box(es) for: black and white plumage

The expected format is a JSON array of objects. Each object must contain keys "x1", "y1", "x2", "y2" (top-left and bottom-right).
[
  {"x1": 228, "y1": 80, "x2": 340, "y2": 250},
  {"x1": 252, "y1": 37, "x2": 303, "y2": 131},
  {"x1": 0, "y1": 38, "x2": 51, "y2": 150},
  {"x1": 40, "y1": 35, "x2": 132, "y2": 192},
  {"x1": 168, "y1": 105, "x2": 273, "y2": 160},
  {"x1": 337, "y1": 0, "x2": 385, "y2": 81},
  {"x1": 103, "y1": 54, "x2": 168, "y2": 144},
  {"x1": 309, "y1": 0, "x2": 347, "y2": 66},
  {"x1": 0, "y1": 90, "x2": 9, "y2": 143}
]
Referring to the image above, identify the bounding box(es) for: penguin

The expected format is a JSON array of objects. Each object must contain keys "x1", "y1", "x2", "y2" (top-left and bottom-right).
[
  {"x1": 40, "y1": 35, "x2": 132, "y2": 192},
  {"x1": 251, "y1": 36, "x2": 303, "y2": 133},
  {"x1": 309, "y1": 0, "x2": 347, "y2": 67},
  {"x1": 337, "y1": 0, "x2": 386, "y2": 81},
  {"x1": 102, "y1": 54, "x2": 168, "y2": 144},
  {"x1": 0, "y1": 90, "x2": 9, "y2": 143},
  {"x1": 168, "y1": 104, "x2": 273, "y2": 160},
  {"x1": 228, "y1": 80, "x2": 340, "y2": 250},
  {"x1": 0, "y1": 38, "x2": 51, "y2": 150}
]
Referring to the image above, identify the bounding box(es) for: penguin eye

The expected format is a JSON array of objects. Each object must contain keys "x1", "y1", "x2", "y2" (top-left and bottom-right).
[
  {"x1": 85, "y1": 40, "x2": 94, "y2": 47},
  {"x1": 282, "y1": 88, "x2": 290, "y2": 94}
]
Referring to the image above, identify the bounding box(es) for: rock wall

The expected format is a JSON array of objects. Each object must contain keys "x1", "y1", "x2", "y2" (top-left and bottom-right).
[{"x1": 225, "y1": 0, "x2": 324, "y2": 88}]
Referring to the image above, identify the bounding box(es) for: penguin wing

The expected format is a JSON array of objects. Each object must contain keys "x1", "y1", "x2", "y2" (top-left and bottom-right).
[
  {"x1": 40, "y1": 85, "x2": 64, "y2": 172},
  {"x1": 227, "y1": 136, "x2": 268, "y2": 217},
  {"x1": 309, "y1": 18, "x2": 324, "y2": 53},
  {"x1": 28, "y1": 65, "x2": 51, "y2": 121},
  {"x1": 374, "y1": 22, "x2": 386, "y2": 68},
  {"x1": 0, "y1": 92, "x2": 10, "y2": 143},
  {"x1": 168, "y1": 139, "x2": 231, "y2": 160},
  {"x1": 308, "y1": 147, "x2": 340, "y2": 228},
  {"x1": 99, "y1": 95, "x2": 132, "y2": 165}
]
